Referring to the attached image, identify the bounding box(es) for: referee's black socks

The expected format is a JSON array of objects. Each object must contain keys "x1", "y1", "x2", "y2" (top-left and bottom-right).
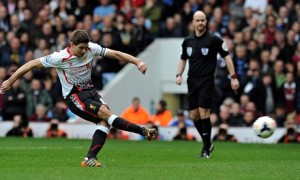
[
  {"x1": 194, "y1": 120, "x2": 204, "y2": 141},
  {"x1": 201, "y1": 118, "x2": 212, "y2": 150}
]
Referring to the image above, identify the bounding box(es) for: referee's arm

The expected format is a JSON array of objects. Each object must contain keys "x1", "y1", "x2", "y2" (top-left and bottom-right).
[
  {"x1": 224, "y1": 55, "x2": 239, "y2": 91},
  {"x1": 176, "y1": 59, "x2": 186, "y2": 85}
]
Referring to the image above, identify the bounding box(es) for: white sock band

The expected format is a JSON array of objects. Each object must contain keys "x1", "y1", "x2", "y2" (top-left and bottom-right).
[
  {"x1": 108, "y1": 114, "x2": 118, "y2": 126},
  {"x1": 97, "y1": 125, "x2": 109, "y2": 134}
]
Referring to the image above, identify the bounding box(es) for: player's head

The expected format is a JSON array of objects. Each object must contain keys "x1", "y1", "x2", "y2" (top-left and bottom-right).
[
  {"x1": 193, "y1": 11, "x2": 207, "y2": 33},
  {"x1": 70, "y1": 29, "x2": 90, "y2": 58}
]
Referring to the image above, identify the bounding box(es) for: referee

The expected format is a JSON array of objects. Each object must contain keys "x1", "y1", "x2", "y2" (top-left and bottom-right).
[{"x1": 176, "y1": 11, "x2": 239, "y2": 158}]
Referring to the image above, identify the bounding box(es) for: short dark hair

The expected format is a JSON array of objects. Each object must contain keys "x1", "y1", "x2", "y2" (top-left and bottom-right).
[{"x1": 70, "y1": 29, "x2": 90, "y2": 45}]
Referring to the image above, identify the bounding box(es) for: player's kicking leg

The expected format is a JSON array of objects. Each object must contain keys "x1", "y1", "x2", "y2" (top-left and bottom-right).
[{"x1": 98, "y1": 106, "x2": 157, "y2": 141}]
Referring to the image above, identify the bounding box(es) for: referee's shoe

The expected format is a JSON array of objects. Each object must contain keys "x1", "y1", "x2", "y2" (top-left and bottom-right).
[{"x1": 200, "y1": 144, "x2": 214, "y2": 158}]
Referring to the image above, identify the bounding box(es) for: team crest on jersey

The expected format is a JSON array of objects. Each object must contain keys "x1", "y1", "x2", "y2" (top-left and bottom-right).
[
  {"x1": 201, "y1": 48, "x2": 209, "y2": 55},
  {"x1": 187, "y1": 47, "x2": 192, "y2": 57},
  {"x1": 89, "y1": 104, "x2": 96, "y2": 110}
]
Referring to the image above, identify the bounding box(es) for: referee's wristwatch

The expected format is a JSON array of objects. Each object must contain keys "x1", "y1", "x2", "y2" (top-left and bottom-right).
[
  {"x1": 176, "y1": 73, "x2": 182, "y2": 78},
  {"x1": 231, "y1": 73, "x2": 237, "y2": 79}
]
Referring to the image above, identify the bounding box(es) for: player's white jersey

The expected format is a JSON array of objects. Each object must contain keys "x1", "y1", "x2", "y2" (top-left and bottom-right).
[{"x1": 40, "y1": 42, "x2": 107, "y2": 99}]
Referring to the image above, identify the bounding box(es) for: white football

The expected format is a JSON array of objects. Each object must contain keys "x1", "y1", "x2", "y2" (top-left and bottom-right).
[{"x1": 253, "y1": 116, "x2": 276, "y2": 138}]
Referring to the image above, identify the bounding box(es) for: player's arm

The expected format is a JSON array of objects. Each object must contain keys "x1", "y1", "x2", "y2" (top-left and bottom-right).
[
  {"x1": 176, "y1": 59, "x2": 186, "y2": 85},
  {"x1": 0, "y1": 59, "x2": 43, "y2": 93},
  {"x1": 105, "y1": 49, "x2": 147, "y2": 74},
  {"x1": 224, "y1": 55, "x2": 239, "y2": 91}
]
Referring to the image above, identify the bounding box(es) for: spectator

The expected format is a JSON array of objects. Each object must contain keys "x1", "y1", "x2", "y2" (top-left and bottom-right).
[
  {"x1": 213, "y1": 124, "x2": 237, "y2": 142},
  {"x1": 66, "y1": 14, "x2": 77, "y2": 31},
  {"x1": 228, "y1": 102, "x2": 243, "y2": 126},
  {"x1": 93, "y1": 0, "x2": 116, "y2": 29},
  {"x1": 53, "y1": 0, "x2": 72, "y2": 21},
  {"x1": 52, "y1": 16, "x2": 67, "y2": 36},
  {"x1": 6, "y1": 114, "x2": 22, "y2": 136},
  {"x1": 159, "y1": 16, "x2": 182, "y2": 37},
  {"x1": 283, "y1": 72, "x2": 296, "y2": 114},
  {"x1": 242, "y1": 58, "x2": 261, "y2": 96},
  {"x1": 173, "y1": 126, "x2": 196, "y2": 141},
  {"x1": 47, "y1": 100, "x2": 72, "y2": 122},
  {"x1": 20, "y1": 32, "x2": 34, "y2": 55},
  {"x1": 20, "y1": 8, "x2": 34, "y2": 32},
  {"x1": 168, "y1": 109, "x2": 194, "y2": 127},
  {"x1": 2, "y1": 79, "x2": 26, "y2": 120},
  {"x1": 273, "y1": 59, "x2": 286, "y2": 89},
  {"x1": 27, "y1": 0, "x2": 48, "y2": 17},
  {"x1": 244, "y1": 0, "x2": 267, "y2": 22},
  {"x1": 0, "y1": 6, "x2": 9, "y2": 32},
  {"x1": 121, "y1": 97, "x2": 151, "y2": 125},
  {"x1": 6, "y1": 114, "x2": 33, "y2": 137},
  {"x1": 72, "y1": 0, "x2": 93, "y2": 22},
  {"x1": 16, "y1": 0, "x2": 27, "y2": 22},
  {"x1": 242, "y1": 110, "x2": 256, "y2": 127},
  {"x1": 46, "y1": 119, "x2": 67, "y2": 138},
  {"x1": 228, "y1": 0, "x2": 244, "y2": 29},
  {"x1": 100, "y1": 32, "x2": 125, "y2": 85},
  {"x1": 28, "y1": 104, "x2": 51, "y2": 122},
  {"x1": 142, "y1": 0, "x2": 161, "y2": 37},
  {"x1": 1, "y1": 37, "x2": 25, "y2": 68},
  {"x1": 0, "y1": 66, "x2": 7, "y2": 115},
  {"x1": 131, "y1": 7, "x2": 151, "y2": 30},
  {"x1": 216, "y1": 105, "x2": 230, "y2": 125},
  {"x1": 253, "y1": 73, "x2": 282, "y2": 115},
  {"x1": 151, "y1": 100, "x2": 172, "y2": 127},
  {"x1": 274, "y1": 103, "x2": 287, "y2": 127},
  {"x1": 233, "y1": 44, "x2": 248, "y2": 85},
  {"x1": 180, "y1": 1, "x2": 193, "y2": 35},
  {"x1": 20, "y1": 70, "x2": 33, "y2": 93},
  {"x1": 292, "y1": 42, "x2": 300, "y2": 65},
  {"x1": 278, "y1": 125, "x2": 300, "y2": 143},
  {"x1": 10, "y1": 14, "x2": 26, "y2": 38},
  {"x1": 25, "y1": 79, "x2": 53, "y2": 118}
]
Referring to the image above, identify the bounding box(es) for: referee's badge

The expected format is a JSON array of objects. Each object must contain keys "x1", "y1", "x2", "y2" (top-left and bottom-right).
[
  {"x1": 187, "y1": 47, "x2": 192, "y2": 57},
  {"x1": 201, "y1": 48, "x2": 209, "y2": 55}
]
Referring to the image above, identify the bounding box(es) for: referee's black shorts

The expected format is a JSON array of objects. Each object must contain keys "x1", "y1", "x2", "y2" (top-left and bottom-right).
[
  {"x1": 65, "y1": 89, "x2": 108, "y2": 124},
  {"x1": 187, "y1": 75, "x2": 214, "y2": 110}
]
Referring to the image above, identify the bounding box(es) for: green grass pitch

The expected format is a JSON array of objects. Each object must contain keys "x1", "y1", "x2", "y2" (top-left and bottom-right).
[{"x1": 0, "y1": 138, "x2": 299, "y2": 180}]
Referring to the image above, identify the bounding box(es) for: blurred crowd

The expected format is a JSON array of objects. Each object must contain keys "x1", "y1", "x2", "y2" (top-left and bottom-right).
[{"x1": 0, "y1": 0, "x2": 300, "y2": 139}]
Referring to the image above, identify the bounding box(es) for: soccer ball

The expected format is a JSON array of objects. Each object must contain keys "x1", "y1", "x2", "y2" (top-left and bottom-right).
[{"x1": 253, "y1": 116, "x2": 276, "y2": 138}]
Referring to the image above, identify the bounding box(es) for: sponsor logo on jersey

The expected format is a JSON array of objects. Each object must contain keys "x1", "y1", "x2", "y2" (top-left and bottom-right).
[
  {"x1": 187, "y1": 47, "x2": 192, "y2": 57},
  {"x1": 201, "y1": 48, "x2": 209, "y2": 55}
]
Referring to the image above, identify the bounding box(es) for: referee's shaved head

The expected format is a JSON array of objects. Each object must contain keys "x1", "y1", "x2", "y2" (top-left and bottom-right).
[
  {"x1": 193, "y1": 11, "x2": 207, "y2": 34},
  {"x1": 193, "y1": 11, "x2": 206, "y2": 20}
]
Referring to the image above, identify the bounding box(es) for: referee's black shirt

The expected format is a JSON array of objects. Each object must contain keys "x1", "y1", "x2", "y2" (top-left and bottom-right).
[{"x1": 180, "y1": 31, "x2": 229, "y2": 77}]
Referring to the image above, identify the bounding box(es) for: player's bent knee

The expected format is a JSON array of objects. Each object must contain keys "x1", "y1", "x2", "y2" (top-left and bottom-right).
[{"x1": 97, "y1": 105, "x2": 112, "y2": 120}]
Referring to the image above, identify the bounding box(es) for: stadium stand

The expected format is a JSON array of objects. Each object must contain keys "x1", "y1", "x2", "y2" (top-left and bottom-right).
[{"x1": 0, "y1": 0, "x2": 299, "y2": 132}]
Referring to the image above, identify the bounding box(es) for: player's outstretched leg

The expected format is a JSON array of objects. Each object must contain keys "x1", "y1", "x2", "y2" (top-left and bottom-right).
[
  {"x1": 81, "y1": 125, "x2": 109, "y2": 167},
  {"x1": 107, "y1": 115, "x2": 157, "y2": 141}
]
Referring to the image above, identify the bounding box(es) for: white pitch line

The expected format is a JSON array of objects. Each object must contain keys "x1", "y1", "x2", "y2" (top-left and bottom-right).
[{"x1": 0, "y1": 146, "x2": 84, "y2": 150}]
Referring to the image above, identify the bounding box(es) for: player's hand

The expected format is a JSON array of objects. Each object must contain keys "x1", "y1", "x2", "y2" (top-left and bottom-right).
[
  {"x1": 137, "y1": 60, "x2": 147, "y2": 74},
  {"x1": 231, "y1": 78, "x2": 239, "y2": 92},
  {"x1": 0, "y1": 80, "x2": 12, "y2": 94},
  {"x1": 176, "y1": 76, "x2": 182, "y2": 85}
]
